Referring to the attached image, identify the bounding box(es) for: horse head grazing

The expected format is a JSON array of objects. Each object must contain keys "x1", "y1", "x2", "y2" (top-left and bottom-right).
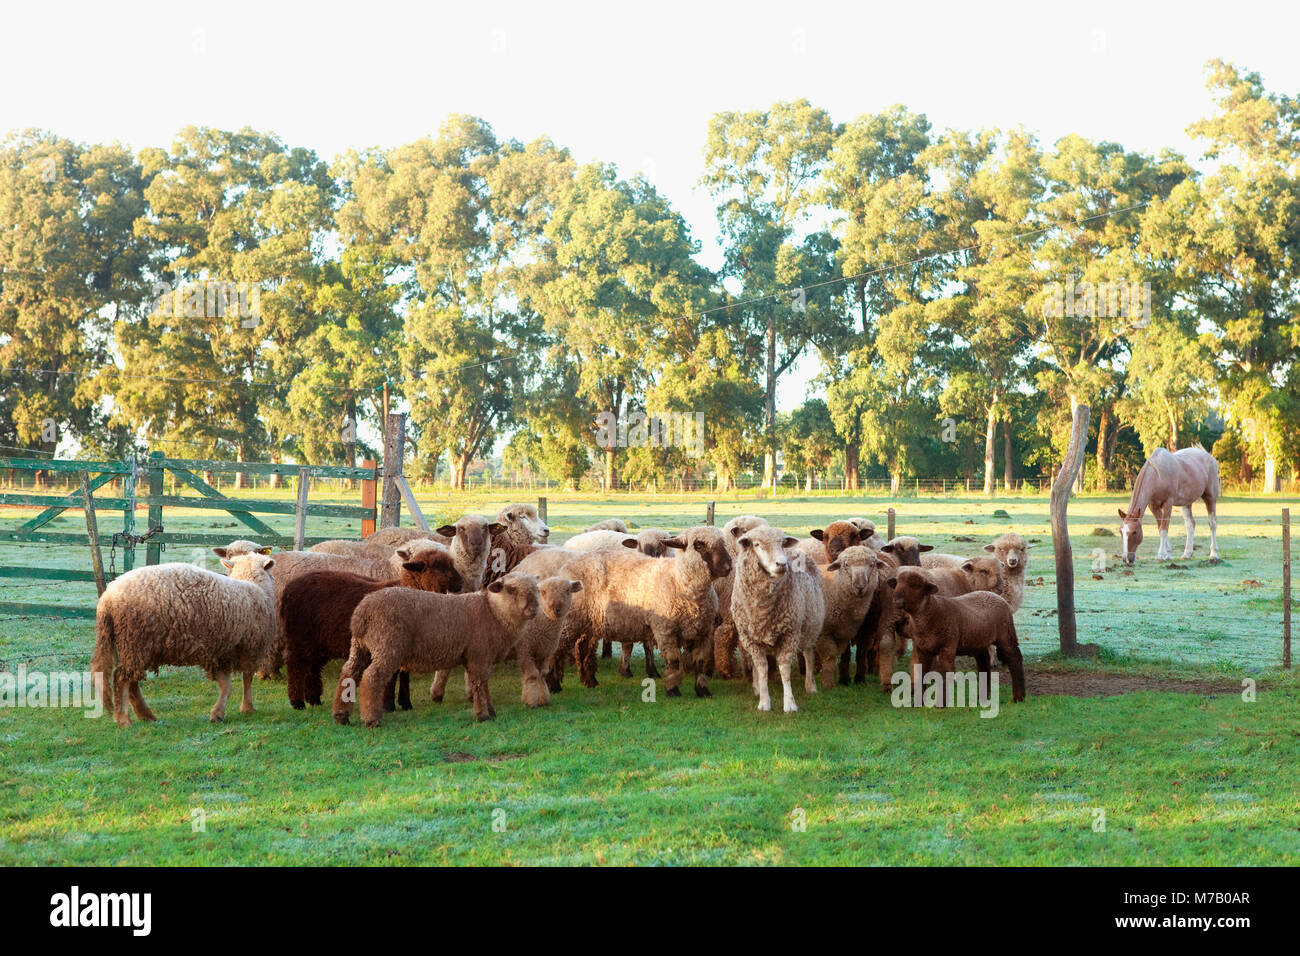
[{"x1": 1118, "y1": 508, "x2": 1143, "y2": 565}]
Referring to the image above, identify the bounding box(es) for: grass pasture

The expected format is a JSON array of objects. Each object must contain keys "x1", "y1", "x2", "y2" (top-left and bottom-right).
[{"x1": 1, "y1": 489, "x2": 1297, "y2": 865}]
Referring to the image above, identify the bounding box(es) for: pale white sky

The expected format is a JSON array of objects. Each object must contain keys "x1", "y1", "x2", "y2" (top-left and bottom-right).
[{"x1": 4, "y1": 0, "x2": 1298, "y2": 411}]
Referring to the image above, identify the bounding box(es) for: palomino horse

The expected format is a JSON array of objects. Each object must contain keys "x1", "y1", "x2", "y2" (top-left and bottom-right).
[{"x1": 1118, "y1": 446, "x2": 1220, "y2": 565}]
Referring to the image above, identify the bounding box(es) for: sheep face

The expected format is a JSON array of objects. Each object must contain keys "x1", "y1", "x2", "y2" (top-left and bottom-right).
[
  {"x1": 498, "y1": 503, "x2": 550, "y2": 544},
  {"x1": 436, "y1": 514, "x2": 499, "y2": 564},
  {"x1": 539, "y1": 576, "x2": 583, "y2": 621},
  {"x1": 666, "y1": 526, "x2": 732, "y2": 579},
  {"x1": 398, "y1": 541, "x2": 464, "y2": 593},
  {"x1": 219, "y1": 553, "x2": 276, "y2": 584},
  {"x1": 960, "y1": 556, "x2": 1005, "y2": 593},
  {"x1": 213, "y1": 540, "x2": 272, "y2": 559},
  {"x1": 736, "y1": 527, "x2": 800, "y2": 578},
  {"x1": 881, "y1": 536, "x2": 933, "y2": 567},
  {"x1": 624, "y1": 528, "x2": 672, "y2": 557},
  {"x1": 809, "y1": 520, "x2": 863, "y2": 562},
  {"x1": 826, "y1": 545, "x2": 882, "y2": 597},
  {"x1": 986, "y1": 532, "x2": 1029, "y2": 575},
  {"x1": 486, "y1": 571, "x2": 541, "y2": 622},
  {"x1": 723, "y1": 515, "x2": 769, "y2": 557},
  {"x1": 892, "y1": 567, "x2": 937, "y2": 613}
]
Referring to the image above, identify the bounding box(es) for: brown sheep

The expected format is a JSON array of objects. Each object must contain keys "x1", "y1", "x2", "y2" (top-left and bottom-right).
[
  {"x1": 812, "y1": 546, "x2": 890, "y2": 688},
  {"x1": 797, "y1": 520, "x2": 867, "y2": 565},
  {"x1": 333, "y1": 571, "x2": 541, "y2": 727},
  {"x1": 431, "y1": 514, "x2": 502, "y2": 592},
  {"x1": 891, "y1": 567, "x2": 1026, "y2": 704},
  {"x1": 279, "y1": 546, "x2": 463, "y2": 711}
]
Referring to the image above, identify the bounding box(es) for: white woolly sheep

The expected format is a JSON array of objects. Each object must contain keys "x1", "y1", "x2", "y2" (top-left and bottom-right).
[
  {"x1": 712, "y1": 515, "x2": 769, "y2": 677},
  {"x1": 483, "y1": 503, "x2": 552, "y2": 585},
  {"x1": 731, "y1": 525, "x2": 825, "y2": 712},
  {"x1": 564, "y1": 528, "x2": 637, "y2": 552},
  {"x1": 431, "y1": 514, "x2": 502, "y2": 592},
  {"x1": 563, "y1": 525, "x2": 732, "y2": 697},
  {"x1": 92, "y1": 554, "x2": 278, "y2": 728},
  {"x1": 585, "y1": 518, "x2": 629, "y2": 533}
]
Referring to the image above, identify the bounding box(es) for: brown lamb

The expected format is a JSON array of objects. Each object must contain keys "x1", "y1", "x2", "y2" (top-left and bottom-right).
[
  {"x1": 333, "y1": 571, "x2": 541, "y2": 727},
  {"x1": 279, "y1": 546, "x2": 463, "y2": 711},
  {"x1": 891, "y1": 567, "x2": 1026, "y2": 704}
]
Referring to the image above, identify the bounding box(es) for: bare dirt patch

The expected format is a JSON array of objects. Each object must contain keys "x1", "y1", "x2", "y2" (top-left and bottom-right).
[
  {"x1": 1013, "y1": 667, "x2": 1240, "y2": 698},
  {"x1": 442, "y1": 751, "x2": 527, "y2": 763}
]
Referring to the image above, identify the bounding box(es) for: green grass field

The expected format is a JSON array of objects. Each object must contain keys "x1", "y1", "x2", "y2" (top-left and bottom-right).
[{"x1": 1, "y1": 489, "x2": 1297, "y2": 864}]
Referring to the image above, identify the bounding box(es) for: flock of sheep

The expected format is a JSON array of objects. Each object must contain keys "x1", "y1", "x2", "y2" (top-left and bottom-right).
[{"x1": 89, "y1": 504, "x2": 1030, "y2": 728}]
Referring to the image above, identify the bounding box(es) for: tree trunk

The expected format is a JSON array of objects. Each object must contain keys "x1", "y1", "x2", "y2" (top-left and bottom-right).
[
  {"x1": 604, "y1": 444, "x2": 617, "y2": 491},
  {"x1": 1167, "y1": 404, "x2": 1178, "y2": 451},
  {"x1": 715, "y1": 461, "x2": 733, "y2": 494},
  {"x1": 845, "y1": 444, "x2": 860, "y2": 491},
  {"x1": 983, "y1": 399, "x2": 998, "y2": 496},
  {"x1": 452, "y1": 453, "x2": 470, "y2": 491},
  {"x1": 890, "y1": 468, "x2": 902, "y2": 496},
  {"x1": 1003, "y1": 416, "x2": 1014, "y2": 490},
  {"x1": 234, "y1": 447, "x2": 249, "y2": 491},
  {"x1": 1094, "y1": 406, "x2": 1109, "y2": 492},
  {"x1": 805, "y1": 471, "x2": 813, "y2": 491},
  {"x1": 763, "y1": 313, "x2": 777, "y2": 487}
]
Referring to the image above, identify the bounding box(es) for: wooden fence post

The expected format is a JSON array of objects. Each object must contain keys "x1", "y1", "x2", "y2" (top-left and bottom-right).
[
  {"x1": 397, "y1": 477, "x2": 429, "y2": 532},
  {"x1": 294, "y1": 468, "x2": 309, "y2": 551},
  {"x1": 1051, "y1": 404, "x2": 1094, "y2": 656},
  {"x1": 1284, "y1": 507, "x2": 1292, "y2": 669},
  {"x1": 887, "y1": 507, "x2": 896, "y2": 541},
  {"x1": 706, "y1": 501, "x2": 715, "y2": 526},
  {"x1": 360, "y1": 459, "x2": 377, "y2": 537},
  {"x1": 80, "y1": 471, "x2": 107, "y2": 597},
  {"x1": 146, "y1": 451, "x2": 163, "y2": 566},
  {"x1": 538, "y1": 496, "x2": 548, "y2": 525},
  {"x1": 380, "y1": 413, "x2": 405, "y2": 529}
]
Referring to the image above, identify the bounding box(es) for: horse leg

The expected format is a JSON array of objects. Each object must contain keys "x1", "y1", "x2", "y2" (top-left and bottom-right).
[
  {"x1": 1156, "y1": 505, "x2": 1172, "y2": 560},
  {"x1": 1204, "y1": 493, "x2": 1219, "y2": 560},
  {"x1": 1181, "y1": 505, "x2": 1195, "y2": 559}
]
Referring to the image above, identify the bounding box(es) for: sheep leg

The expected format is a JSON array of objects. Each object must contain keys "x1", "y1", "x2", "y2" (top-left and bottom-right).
[
  {"x1": 819, "y1": 642, "x2": 839, "y2": 690},
  {"x1": 876, "y1": 633, "x2": 896, "y2": 693},
  {"x1": 690, "y1": 641, "x2": 712, "y2": 698},
  {"x1": 801, "y1": 647, "x2": 817, "y2": 694},
  {"x1": 777, "y1": 651, "x2": 798, "y2": 713},
  {"x1": 713, "y1": 623, "x2": 737, "y2": 679},
  {"x1": 332, "y1": 646, "x2": 369, "y2": 725},
  {"x1": 750, "y1": 648, "x2": 772, "y2": 711},
  {"x1": 467, "y1": 660, "x2": 495, "y2": 721},
  {"x1": 997, "y1": 632, "x2": 1027, "y2": 703},
  {"x1": 430, "y1": 668, "x2": 451, "y2": 703},
  {"x1": 546, "y1": 653, "x2": 564, "y2": 693},
  {"x1": 240, "y1": 670, "x2": 255, "y2": 714},
  {"x1": 382, "y1": 674, "x2": 397, "y2": 712},
  {"x1": 210, "y1": 671, "x2": 233, "y2": 722},
  {"x1": 972, "y1": 648, "x2": 993, "y2": 679},
  {"x1": 127, "y1": 680, "x2": 156, "y2": 721},
  {"x1": 360, "y1": 661, "x2": 396, "y2": 728},
  {"x1": 576, "y1": 634, "x2": 599, "y2": 688},
  {"x1": 518, "y1": 654, "x2": 542, "y2": 708},
  {"x1": 838, "y1": 647, "x2": 852, "y2": 685},
  {"x1": 113, "y1": 671, "x2": 133, "y2": 728},
  {"x1": 306, "y1": 665, "x2": 324, "y2": 708},
  {"x1": 286, "y1": 661, "x2": 308, "y2": 710},
  {"x1": 659, "y1": 638, "x2": 685, "y2": 697},
  {"x1": 602, "y1": 639, "x2": 614, "y2": 659},
  {"x1": 618, "y1": 643, "x2": 633, "y2": 678},
  {"x1": 643, "y1": 640, "x2": 660, "y2": 679},
  {"x1": 398, "y1": 671, "x2": 412, "y2": 710}
]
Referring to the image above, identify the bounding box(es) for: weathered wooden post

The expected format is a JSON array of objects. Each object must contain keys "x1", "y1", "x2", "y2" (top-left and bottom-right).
[
  {"x1": 80, "y1": 471, "x2": 107, "y2": 597},
  {"x1": 1283, "y1": 507, "x2": 1292, "y2": 669},
  {"x1": 887, "y1": 507, "x2": 896, "y2": 541},
  {"x1": 294, "y1": 468, "x2": 310, "y2": 551},
  {"x1": 146, "y1": 451, "x2": 164, "y2": 566},
  {"x1": 380, "y1": 414, "x2": 405, "y2": 529},
  {"x1": 538, "y1": 496, "x2": 548, "y2": 525},
  {"x1": 1052, "y1": 404, "x2": 1094, "y2": 656},
  {"x1": 706, "y1": 501, "x2": 715, "y2": 526},
  {"x1": 360, "y1": 459, "x2": 377, "y2": 538}
]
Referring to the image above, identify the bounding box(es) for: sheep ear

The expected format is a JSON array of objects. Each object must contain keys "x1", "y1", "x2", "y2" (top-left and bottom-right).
[
  {"x1": 568, "y1": 580, "x2": 583, "y2": 593},
  {"x1": 961, "y1": 561, "x2": 975, "y2": 573},
  {"x1": 886, "y1": 576, "x2": 897, "y2": 588},
  {"x1": 396, "y1": 547, "x2": 411, "y2": 560},
  {"x1": 924, "y1": 580, "x2": 938, "y2": 595},
  {"x1": 663, "y1": 537, "x2": 687, "y2": 549},
  {"x1": 487, "y1": 580, "x2": 504, "y2": 593},
  {"x1": 488, "y1": 522, "x2": 505, "y2": 535},
  {"x1": 782, "y1": 536, "x2": 799, "y2": 549},
  {"x1": 918, "y1": 544, "x2": 933, "y2": 552},
  {"x1": 983, "y1": 544, "x2": 996, "y2": 553},
  {"x1": 401, "y1": 561, "x2": 426, "y2": 572},
  {"x1": 729, "y1": 526, "x2": 744, "y2": 537},
  {"x1": 737, "y1": 536, "x2": 753, "y2": 550},
  {"x1": 621, "y1": 538, "x2": 639, "y2": 548},
  {"x1": 262, "y1": 558, "x2": 275, "y2": 571},
  {"x1": 810, "y1": 529, "x2": 825, "y2": 541},
  {"x1": 212, "y1": 547, "x2": 228, "y2": 558},
  {"x1": 826, "y1": 560, "x2": 841, "y2": 571},
  {"x1": 502, "y1": 511, "x2": 515, "y2": 522},
  {"x1": 436, "y1": 524, "x2": 456, "y2": 537},
  {"x1": 881, "y1": 543, "x2": 896, "y2": 554},
  {"x1": 220, "y1": 558, "x2": 234, "y2": 570},
  {"x1": 1024, "y1": 543, "x2": 1035, "y2": 550}
]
